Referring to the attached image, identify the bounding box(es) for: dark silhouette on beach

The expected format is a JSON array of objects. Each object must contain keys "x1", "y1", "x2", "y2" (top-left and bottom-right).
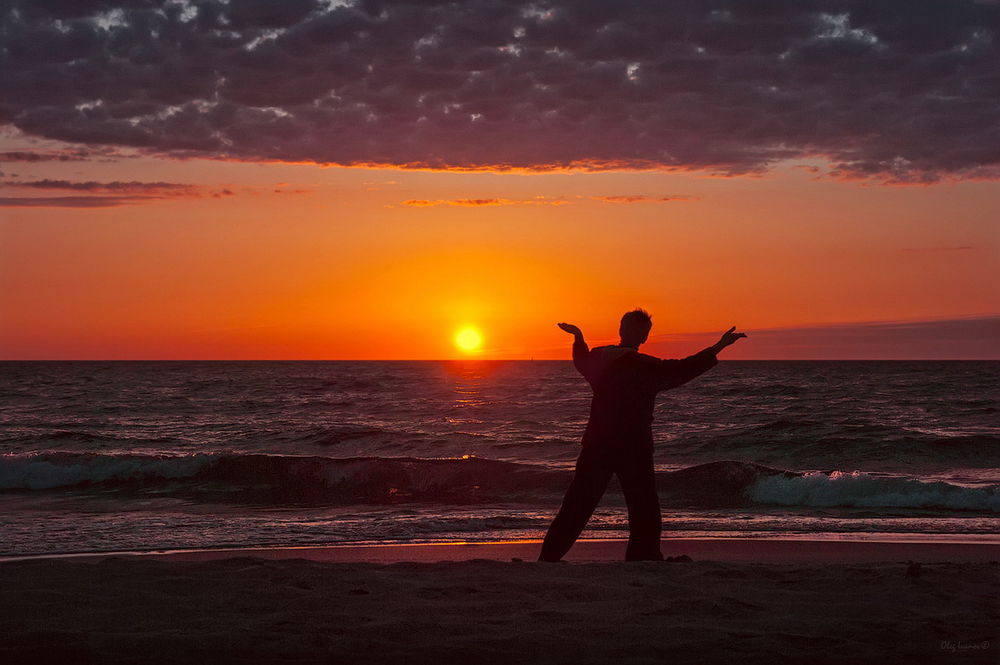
[{"x1": 539, "y1": 310, "x2": 747, "y2": 562}]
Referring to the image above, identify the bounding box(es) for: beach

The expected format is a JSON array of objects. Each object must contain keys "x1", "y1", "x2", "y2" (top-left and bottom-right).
[
  {"x1": 5, "y1": 0, "x2": 1000, "y2": 661},
  {"x1": 3, "y1": 539, "x2": 997, "y2": 664},
  {"x1": 2, "y1": 361, "x2": 996, "y2": 662}
]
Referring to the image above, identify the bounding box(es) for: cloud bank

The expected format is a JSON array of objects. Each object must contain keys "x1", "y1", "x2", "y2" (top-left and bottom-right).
[
  {"x1": 401, "y1": 197, "x2": 568, "y2": 207},
  {"x1": 6, "y1": 179, "x2": 195, "y2": 193},
  {"x1": 0, "y1": 147, "x2": 133, "y2": 162},
  {"x1": 2, "y1": 0, "x2": 998, "y2": 181},
  {"x1": 645, "y1": 315, "x2": 1000, "y2": 360},
  {"x1": 0, "y1": 196, "x2": 157, "y2": 208},
  {"x1": 397, "y1": 194, "x2": 692, "y2": 207},
  {"x1": 592, "y1": 195, "x2": 693, "y2": 203},
  {"x1": 0, "y1": 178, "x2": 234, "y2": 206}
]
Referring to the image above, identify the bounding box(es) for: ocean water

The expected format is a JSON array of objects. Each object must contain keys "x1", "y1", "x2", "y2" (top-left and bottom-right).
[{"x1": 1, "y1": 360, "x2": 997, "y2": 557}]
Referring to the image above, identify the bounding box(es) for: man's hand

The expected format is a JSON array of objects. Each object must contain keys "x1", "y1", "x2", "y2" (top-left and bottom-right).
[
  {"x1": 711, "y1": 326, "x2": 747, "y2": 354},
  {"x1": 557, "y1": 322, "x2": 583, "y2": 338}
]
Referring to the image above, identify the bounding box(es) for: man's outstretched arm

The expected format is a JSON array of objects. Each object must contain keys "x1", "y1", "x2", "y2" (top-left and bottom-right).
[
  {"x1": 708, "y1": 326, "x2": 748, "y2": 356},
  {"x1": 657, "y1": 326, "x2": 747, "y2": 390},
  {"x1": 557, "y1": 322, "x2": 590, "y2": 378}
]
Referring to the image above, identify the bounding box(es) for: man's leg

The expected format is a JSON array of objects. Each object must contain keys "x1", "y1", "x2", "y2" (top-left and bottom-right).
[
  {"x1": 538, "y1": 447, "x2": 613, "y2": 562},
  {"x1": 616, "y1": 447, "x2": 663, "y2": 561}
]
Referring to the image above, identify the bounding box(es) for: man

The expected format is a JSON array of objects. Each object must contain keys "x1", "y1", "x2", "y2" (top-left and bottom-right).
[{"x1": 539, "y1": 309, "x2": 746, "y2": 562}]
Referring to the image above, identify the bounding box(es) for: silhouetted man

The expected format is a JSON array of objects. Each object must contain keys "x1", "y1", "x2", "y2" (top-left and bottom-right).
[{"x1": 539, "y1": 309, "x2": 746, "y2": 562}]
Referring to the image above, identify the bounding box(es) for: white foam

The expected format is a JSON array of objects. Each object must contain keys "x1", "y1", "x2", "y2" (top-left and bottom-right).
[
  {"x1": 0, "y1": 454, "x2": 212, "y2": 490},
  {"x1": 749, "y1": 470, "x2": 1000, "y2": 512}
]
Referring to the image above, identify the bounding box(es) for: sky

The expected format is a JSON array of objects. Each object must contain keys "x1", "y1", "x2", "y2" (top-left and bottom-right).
[{"x1": 1, "y1": 0, "x2": 998, "y2": 360}]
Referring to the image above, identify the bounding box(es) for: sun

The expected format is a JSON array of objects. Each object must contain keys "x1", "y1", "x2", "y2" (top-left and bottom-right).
[{"x1": 454, "y1": 327, "x2": 483, "y2": 353}]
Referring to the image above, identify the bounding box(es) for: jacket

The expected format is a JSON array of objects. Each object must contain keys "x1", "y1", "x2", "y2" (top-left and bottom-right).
[{"x1": 572, "y1": 340, "x2": 718, "y2": 449}]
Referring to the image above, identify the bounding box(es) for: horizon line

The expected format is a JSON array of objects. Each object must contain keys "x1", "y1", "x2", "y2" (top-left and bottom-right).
[{"x1": 2, "y1": 358, "x2": 997, "y2": 362}]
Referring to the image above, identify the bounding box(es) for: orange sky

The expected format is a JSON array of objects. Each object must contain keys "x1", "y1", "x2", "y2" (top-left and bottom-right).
[
  {"x1": 1, "y1": 132, "x2": 997, "y2": 360},
  {"x1": 3, "y1": 1, "x2": 999, "y2": 359}
]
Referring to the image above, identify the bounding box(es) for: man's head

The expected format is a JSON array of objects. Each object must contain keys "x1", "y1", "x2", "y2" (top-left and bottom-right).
[{"x1": 619, "y1": 308, "x2": 652, "y2": 348}]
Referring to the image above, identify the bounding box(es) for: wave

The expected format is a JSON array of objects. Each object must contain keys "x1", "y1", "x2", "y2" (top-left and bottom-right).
[
  {"x1": 694, "y1": 420, "x2": 1000, "y2": 466},
  {"x1": 0, "y1": 452, "x2": 564, "y2": 504},
  {"x1": 750, "y1": 470, "x2": 1000, "y2": 512},
  {"x1": 1, "y1": 453, "x2": 996, "y2": 513},
  {"x1": 0, "y1": 430, "x2": 180, "y2": 447},
  {"x1": 288, "y1": 426, "x2": 391, "y2": 447},
  {"x1": 1, "y1": 424, "x2": 393, "y2": 450},
  {"x1": 705, "y1": 383, "x2": 808, "y2": 397}
]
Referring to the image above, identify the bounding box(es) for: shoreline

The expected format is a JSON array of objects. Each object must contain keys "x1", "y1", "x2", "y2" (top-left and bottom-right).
[{"x1": 4, "y1": 536, "x2": 998, "y2": 565}]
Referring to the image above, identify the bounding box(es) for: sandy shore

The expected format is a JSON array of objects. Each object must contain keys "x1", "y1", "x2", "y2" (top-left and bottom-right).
[
  {"x1": 8, "y1": 536, "x2": 997, "y2": 565},
  {"x1": 147, "y1": 537, "x2": 1000, "y2": 564},
  {"x1": 2, "y1": 540, "x2": 997, "y2": 664}
]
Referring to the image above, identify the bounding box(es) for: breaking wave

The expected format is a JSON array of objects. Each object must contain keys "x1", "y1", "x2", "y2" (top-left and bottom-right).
[
  {"x1": 749, "y1": 469, "x2": 1000, "y2": 512},
  {"x1": 1, "y1": 453, "x2": 996, "y2": 512}
]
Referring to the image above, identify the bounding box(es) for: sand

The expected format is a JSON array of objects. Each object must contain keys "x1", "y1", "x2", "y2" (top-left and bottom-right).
[{"x1": 2, "y1": 540, "x2": 997, "y2": 664}]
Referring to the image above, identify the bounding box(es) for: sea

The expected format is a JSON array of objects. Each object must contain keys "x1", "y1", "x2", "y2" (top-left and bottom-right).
[{"x1": 1, "y1": 360, "x2": 997, "y2": 558}]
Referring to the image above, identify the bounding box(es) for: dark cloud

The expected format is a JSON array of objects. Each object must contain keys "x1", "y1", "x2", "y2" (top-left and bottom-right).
[
  {"x1": 0, "y1": 179, "x2": 239, "y2": 204},
  {"x1": 0, "y1": 147, "x2": 132, "y2": 162},
  {"x1": 901, "y1": 245, "x2": 977, "y2": 252},
  {"x1": 4, "y1": 179, "x2": 194, "y2": 193},
  {"x1": 645, "y1": 315, "x2": 1000, "y2": 359},
  {"x1": 0, "y1": 196, "x2": 155, "y2": 207},
  {"x1": 2, "y1": 0, "x2": 998, "y2": 181}
]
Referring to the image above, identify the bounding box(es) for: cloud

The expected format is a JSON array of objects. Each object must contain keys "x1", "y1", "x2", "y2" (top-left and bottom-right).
[
  {"x1": 0, "y1": 179, "x2": 238, "y2": 205},
  {"x1": 590, "y1": 195, "x2": 695, "y2": 203},
  {"x1": 900, "y1": 245, "x2": 977, "y2": 252},
  {"x1": 644, "y1": 315, "x2": 1000, "y2": 359},
  {"x1": 0, "y1": 196, "x2": 156, "y2": 208},
  {"x1": 4, "y1": 179, "x2": 195, "y2": 194},
  {"x1": 397, "y1": 194, "x2": 692, "y2": 207},
  {"x1": 0, "y1": 148, "x2": 134, "y2": 162},
  {"x1": 2, "y1": 1, "x2": 999, "y2": 182},
  {"x1": 400, "y1": 197, "x2": 569, "y2": 207}
]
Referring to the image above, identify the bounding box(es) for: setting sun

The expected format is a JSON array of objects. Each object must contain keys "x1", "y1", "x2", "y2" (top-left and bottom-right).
[{"x1": 454, "y1": 327, "x2": 483, "y2": 353}]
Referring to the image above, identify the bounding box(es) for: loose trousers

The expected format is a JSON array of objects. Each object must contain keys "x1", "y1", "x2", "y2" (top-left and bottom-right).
[{"x1": 539, "y1": 443, "x2": 663, "y2": 562}]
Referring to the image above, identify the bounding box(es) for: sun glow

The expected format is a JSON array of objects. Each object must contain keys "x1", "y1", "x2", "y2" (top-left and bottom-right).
[{"x1": 454, "y1": 327, "x2": 483, "y2": 353}]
